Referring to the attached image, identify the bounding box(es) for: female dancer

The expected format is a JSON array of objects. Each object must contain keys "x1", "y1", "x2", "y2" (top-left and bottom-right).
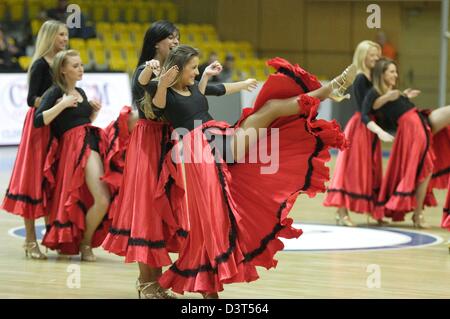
[
  {"x1": 362, "y1": 58, "x2": 450, "y2": 227},
  {"x1": 34, "y1": 50, "x2": 110, "y2": 261},
  {"x1": 144, "y1": 45, "x2": 353, "y2": 298},
  {"x1": 324, "y1": 40, "x2": 384, "y2": 226},
  {"x1": 102, "y1": 20, "x2": 180, "y2": 299},
  {"x1": 102, "y1": 21, "x2": 259, "y2": 299},
  {"x1": 1, "y1": 20, "x2": 68, "y2": 260}
]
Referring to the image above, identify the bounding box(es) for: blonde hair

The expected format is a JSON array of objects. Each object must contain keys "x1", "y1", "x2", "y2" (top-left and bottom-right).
[
  {"x1": 371, "y1": 57, "x2": 397, "y2": 95},
  {"x1": 139, "y1": 87, "x2": 158, "y2": 120},
  {"x1": 29, "y1": 20, "x2": 67, "y2": 72},
  {"x1": 52, "y1": 49, "x2": 80, "y2": 94},
  {"x1": 352, "y1": 40, "x2": 381, "y2": 75}
]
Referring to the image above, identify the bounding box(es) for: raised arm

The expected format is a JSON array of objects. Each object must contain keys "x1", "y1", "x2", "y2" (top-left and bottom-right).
[
  {"x1": 137, "y1": 60, "x2": 160, "y2": 86},
  {"x1": 199, "y1": 61, "x2": 222, "y2": 94},
  {"x1": 150, "y1": 65, "x2": 179, "y2": 109}
]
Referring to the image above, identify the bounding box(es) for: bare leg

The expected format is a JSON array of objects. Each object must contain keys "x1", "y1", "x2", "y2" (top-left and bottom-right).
[
  {"x1": 24, "y1": 218, "x2": 36, "y2": 242},
  {"x1": 231, "y1": 64, "x2": 355, "y2": 161},
  {"x1": 81, "y1": 151, "x2": 110, "y2": 259},
  {"x1": 412, "y1": 174, "x2": 431, "y2": 229},
  {"x1": 128, "y1": 110, "x2": 139, "y2": 133},
  {"x1": 428, "y1": 105, "x2": 450, "y2": 134},
  {"x1": 138, "y1": 263, "x2": 162, "y2": 282}
]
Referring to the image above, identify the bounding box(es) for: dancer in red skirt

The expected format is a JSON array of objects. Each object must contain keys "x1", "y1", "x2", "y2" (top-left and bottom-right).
[
  {"x1": 1, "y1": 20, "x2": 68, "y2": 260},
  {"x1": 144, "y1": 45, "x2": 353, "y2": 298},
  {"x1": 102, "y1": 21, "x2": 260, "y2": 299},
  {"x1": 34, "y1": 50, "x2": 111, "y2": 261},
  {"x1": 102, "y1": 21, "x2": 181, "y2": 299},
  {"x1": 362, "y1": 58, "x2": 450, "y2": 227},
  {"x1": 324, "y1": 40, "x2": 385, "y2": 226}
]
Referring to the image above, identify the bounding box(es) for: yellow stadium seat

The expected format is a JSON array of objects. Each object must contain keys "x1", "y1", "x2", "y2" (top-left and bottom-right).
[
  {"x1": 123, "y1": 3, "x2": 137, "y2": 23},
  {"x1": 70, "y1": 38, "x2": 86, "y2": 49},
  {"x1": 92, "y1": 4, "x2": 106, "y2": 22},
  {"x1": 96, "y1": 22, "x2": 112, "y2": 37},
  {"x1": 78, "y1": 48, "x2": 90, "y2": 66},
  {"x1": 0, "y1": 3, "x2": 6, "y2": 21},
  {"x1": 27, "y1": 0, "x2": 43, "y2": 20},
  {"x1": 31, "y1": 19, "x2": 43, "y2": 36},
  {"x1": 109, "y1": 54, "x2": 127, "y2": 71},
  {"x1": 92, "y1": 50, "x2": 107, "y2": 69},
  {"x1": 18, "y1": 56, "x2": 32, "y2": 71},
  {"x1": 10, "y1": 3, "x2": 25, "y2": 22},
  {"x1": 42, "y1": 0, "x2": 58, "y2": 8},
  {"x1": 86, "y1": 38, "x2": 104, "y2": 52},
  {"x1": 136, "y1": 2, "x2": 156, "y2": 23}
]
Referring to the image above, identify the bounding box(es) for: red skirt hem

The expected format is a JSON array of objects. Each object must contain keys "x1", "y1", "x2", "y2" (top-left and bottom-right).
[{"x1": 1, "y1": 108, "x2": 51, "y2": 219}]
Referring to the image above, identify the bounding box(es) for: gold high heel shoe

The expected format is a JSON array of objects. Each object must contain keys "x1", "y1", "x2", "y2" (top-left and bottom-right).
[
  {"x1": 412, "y1": 214, "x2": 430, "y2": 229},
  {"x1": 80, "y1": 244, "x2": 96, "y2": 262},
  {"x1": 329, "y1": 64, "x2": 357, "y2": 102},
  {"x1": 335, "y1": 213, "x2": 356, "y2": 227},
  {"x1": 23, "y1": 241, "x2": 47, "y2": 260},
  {"x1": 136, "y1": 279, "x2": 177, "y2": 299}
]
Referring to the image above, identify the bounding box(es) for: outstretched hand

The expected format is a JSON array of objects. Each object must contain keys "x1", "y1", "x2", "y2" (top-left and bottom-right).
[
  {"x1": 403, "y1": 88, "x2": 421, "y2": 99},
  {"x1": 243, "y1": 78, "x2": 258, "y2": 92}
]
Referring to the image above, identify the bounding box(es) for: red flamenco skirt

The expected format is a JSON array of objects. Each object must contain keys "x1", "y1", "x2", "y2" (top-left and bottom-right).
[
  {"x1": 430, "y1": 125, "x2": 450, "y2": 189},
  {"x1": 102, "y1": 119, "x2": 184, "y2": 267},
  {"x1": 442, "y1": 180, "x2": 450, "y2": 231},
  {"x1": 102, "y1": 105, "x2": 132, "y2": 191},
  {"x1": 374, "y1": 109, "x2": 437, "y2": 221},
  {"x1": 1, "y1": 107, "x2": 51, "y2": 219},
  {"x1": 42, "y1": 124, "x2": 110, "y2": 254},
  {"x1": 324, "y1": 112, "x2": 382, "y2": 214},
  {"x1": 157, "y1": 57, "x2": 347, "y2": 294}
]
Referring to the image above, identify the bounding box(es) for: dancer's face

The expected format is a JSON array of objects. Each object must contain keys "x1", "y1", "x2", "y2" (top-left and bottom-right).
[
  {"x1": 383, "y1": 63, "x2": 398, "y2": 88},
  {"x1": 62, "y1": 55, "x2": 84, "y2": 82},
  {"x1": 156, "y1": 32, "x2": 180, "y2": 60},
  {"x1": 54, "y1": 26, "x2": 69, "y2": 52},
  {"x1": 364, "y1": 47, "x2": 380, "y2": 70},
  {"x1": 180, "y1": 56, "x2": 200, "y2": 87}
]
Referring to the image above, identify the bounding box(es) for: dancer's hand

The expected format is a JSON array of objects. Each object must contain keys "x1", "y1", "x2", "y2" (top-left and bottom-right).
[
  {"x1": 403, "y1": 88, "x2": 421, "y2": 99},
  {"x1": 158, "y1": 65, "x2": 179, "y2": 88},
  {"x1": 243, "y1": 78, "x2": 258, "y2": 92},
  {"x1": 89, "y1": 100, "x2": 102, "y2": 112},
  {"x1": 61, "y1": 94, "x2": 78, "y2": 108},
  {"x1": 386, "y1": 89, "x2": 401, "y2": 102},
  {"x1": 204, "y1": 61, "x2": 223, "y2": 77},
  {"x1": 145, "y1": 59, "x2": 161, "y2": 76},
  {"x1": 378, "y1": 130, "x2": 394, "y2": 142}
]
